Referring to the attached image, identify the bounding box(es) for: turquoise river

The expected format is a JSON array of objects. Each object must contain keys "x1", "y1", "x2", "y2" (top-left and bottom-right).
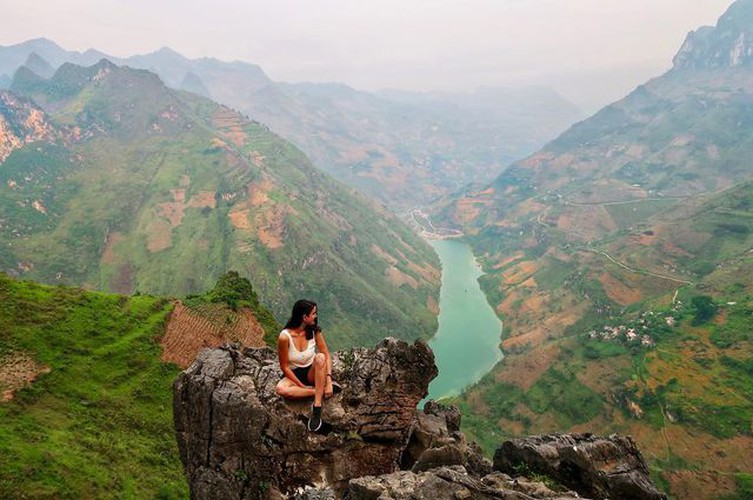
[{"x1": 424, "y1": 239, "x2": 504, "y2": 402}]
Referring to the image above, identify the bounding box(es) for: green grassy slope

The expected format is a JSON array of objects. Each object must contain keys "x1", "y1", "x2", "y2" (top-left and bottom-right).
[{"x1": 0, "y1": 273, "x2": 186, "y2": 499}]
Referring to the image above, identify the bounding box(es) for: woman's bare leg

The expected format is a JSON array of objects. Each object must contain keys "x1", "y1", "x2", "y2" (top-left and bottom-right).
[
  {"x1": 275, "y1": 378, "x2": 315, "y2": 399},
  {"x1": 312, "y1": 353, "x2": 326, "y2": 407}
]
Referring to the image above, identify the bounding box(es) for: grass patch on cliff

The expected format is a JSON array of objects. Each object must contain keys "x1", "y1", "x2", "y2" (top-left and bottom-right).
[{"x1": 0, "y1": 273, "x2": 187, "y2": 499}]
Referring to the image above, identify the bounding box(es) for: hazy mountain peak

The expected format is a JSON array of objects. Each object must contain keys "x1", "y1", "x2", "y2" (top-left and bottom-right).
[
  {"x1": 673, "y1": 0, "x2": 753, "y2": 69},
  {"x1": 9, "y1": 65, "x2": 44, "y2": 93},
  {"x1": 8, "y1": 37, "x2": 65, "y2": 53},
  {"x1": 77, "y1": 48, "x2": 113, "y2": 66},
  {"x1": 147, "y1": 46, "x2": 188, "y2": 63},
  {"x1": 180, "y1": 71, "x2": 210, "y2": 97},
  {"x1": 24, "y1": 52, "x2": 55, "y2": 79}
]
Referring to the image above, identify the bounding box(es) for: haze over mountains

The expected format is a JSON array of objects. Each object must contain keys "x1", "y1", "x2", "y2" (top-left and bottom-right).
[
  {"x1": 1, "y1": 1, "x2": 753, "y2": 498},
  {"x1": 0, "y1": 59, "x2": 441, "y2": 349},
  {"x1": 0, "y1": 38, "x2": 583, "y2": 210},
  {"x1": 439, "y1": 1, "x2": 753, "y2": 497}
]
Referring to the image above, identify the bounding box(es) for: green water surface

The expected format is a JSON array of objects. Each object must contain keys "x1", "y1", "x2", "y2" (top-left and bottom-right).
[{"x1": 425, "y1": 239, "x2": 503, "y2": 401}]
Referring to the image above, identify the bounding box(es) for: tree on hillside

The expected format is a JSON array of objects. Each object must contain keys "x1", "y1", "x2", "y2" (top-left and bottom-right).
[
  {"x1": 208, "y1": 271, "x2": 259, "y2": 310},
  {"x1": 691, "y1": 295, "x2": 717, "y2": 325}
]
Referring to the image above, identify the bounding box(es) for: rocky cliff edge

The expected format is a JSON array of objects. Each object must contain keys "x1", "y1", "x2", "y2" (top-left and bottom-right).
[{"x1": 173, "y1": 339, "x2": 665, "y2": 499}]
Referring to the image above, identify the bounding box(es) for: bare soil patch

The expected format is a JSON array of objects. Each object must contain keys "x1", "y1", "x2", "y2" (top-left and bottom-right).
[
  {"x1": 513, "y1": 402, "x2": 560, "y2": 433},
  {"x1": 557, "y1": 206, "x2": 616, "y2": 239},
  {"x1": 706, "y1": 144, "x2": 720, "y2": 160},
  {"x1": 496, "y1": 417, "x2": 526, "y2": 436},
  {"x1": 514, "y1": 199, "x2": 546, "y2": 218},
  {"x1": 634, "y1": 230, "x2": 659, "y2": 246},
  {"x1": 465, "y1": 388, "x2": 490, "y2": 417},
  {"x1": 519, "y1": 151, "x2": 555, "y2": 169},
  {"x1": 170, "y1": 188, "x2": 186, "y2": 202},
  {"x1": 229, "y1": 209, "x2": 252, "y2": 230},
  {"x1": 495, "y1": 343, "x2": 561, "y2": 391},
  {"x1": 213, "y1": 109, "x2": 249, "y2": 147},
  {"x1": 249, "y1": 150, "x2": 265, "y2": 167},
  {"x1": 664, "y1": 225, "x2": 711, "y2": 253},
  {"x1": 256, "y1": 206, "x2": 287, "y2": 249},
  {"x1": 408, "y1": 261, "x2": 441, "y2": 284},
  {"x1": 371, "y1": 244, "x2": 398, "y2": 266},
  {"x1": 501, "y1": 300, "x2": 587, "y2": 351},
  {"x1": 576, "y1": 357, "x2": 630, "y2": 394},
  {"x1": 385, "y1": 266, "x2": 419, "y2": 289},
  {"x1": 160, "y1": 302, "x2": 266, "y2": 368},
  {"x1": 101, "y1": 231, "x2": 124, "y2": 265},
  {"x1": 426, "y1": 295, "x2": 439, "y2": 315},
  {"x1": 453, "y1": 194, "x2": 493, "y2": 225},
  {"x1": 665, "y1": 471, "x2": 737, "y2": 500},
  {"x1": 156, "y1": 202, "x2": 185, "y2": 227},
  {"x1": 492, "y1": 252, "x2": 525, "y2": 270},
  {"x1": 599, "y1": 271, "x2": 643, "y2": 305},
  {"x1": 501, "y1": 261, "x2": 538, "y2": 286},
  {"x1": 110, "y1": 262, "x2": 134, "y2": 295},
  {"x1": 187, "y1": 191, "x2": 216, "y2": 209},
  {"x1": 146, "y1": 219, "x2": 172, "y2": 253},
  {"x1": 0, "y1": 352, "x2": 50, "y2": 402},
  {"x1": 247, "y1": 177, "x2": 273, "y2": 206}
]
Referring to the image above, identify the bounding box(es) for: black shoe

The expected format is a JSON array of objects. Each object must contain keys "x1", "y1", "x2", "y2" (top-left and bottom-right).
[{"x1": 308, "y1": 405, "x2": 323, "y2": 432}]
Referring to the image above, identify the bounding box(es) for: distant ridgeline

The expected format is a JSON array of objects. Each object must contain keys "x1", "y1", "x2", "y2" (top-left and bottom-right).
[
  {"x1": 0, "y1": 39, "x2": 583, "y2": 210},
  {"x1": 0, "y1": 59, "x2": 441, "y2": 349},
  {"x1": 437, "y1": 1, "x2": 753, "y2": 498}
]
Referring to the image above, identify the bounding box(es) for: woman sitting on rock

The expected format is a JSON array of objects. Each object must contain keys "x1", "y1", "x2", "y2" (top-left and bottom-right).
[{"x1": 275, "y1": 299, "x2": 340, "y2": 431}]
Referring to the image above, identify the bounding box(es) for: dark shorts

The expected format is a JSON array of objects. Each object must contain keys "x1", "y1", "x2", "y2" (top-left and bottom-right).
[{"x1": 290, "y1": 365, "x2": 312, "y2": 384}]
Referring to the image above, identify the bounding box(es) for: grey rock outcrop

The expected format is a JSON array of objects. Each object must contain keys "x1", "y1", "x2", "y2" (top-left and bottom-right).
[
  {"x1": 673, "y1": 0, "x2": 753, "y2": 70},
  {"x1": 174, "y1": 340, "x2": 665, "y2": 499},
  {"x1": 173, "y1": 338, "x2": 437, "y2": 498},
  {"x1": 348, "y1": 466, "x2": 580, "y2": 500},
  {"x1": 494, "y1": 433, "x2": 667, "y2": 500}
]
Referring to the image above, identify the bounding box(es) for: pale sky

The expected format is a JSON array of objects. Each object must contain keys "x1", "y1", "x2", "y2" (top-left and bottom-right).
[{"x1": 0, "y1": 1, "x2": 735, "y2": 109}]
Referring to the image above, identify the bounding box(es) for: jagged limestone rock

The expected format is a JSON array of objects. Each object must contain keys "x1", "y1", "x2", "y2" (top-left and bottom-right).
[
  {"x1": 494, "y1": 433, "x2": 667, "y2": 500},
  {"x1": 173, "y1": 338, "x2": 437, "y2": 498},
  {"x1": 403, "y1": 400, "x2": 492, "y2": 477},
  {"x1": 348, "y1": 466, "x2": 581, "y2": 500},
  {"x1": 174, "y1": 340, "x2": 666, "y2": 499}
]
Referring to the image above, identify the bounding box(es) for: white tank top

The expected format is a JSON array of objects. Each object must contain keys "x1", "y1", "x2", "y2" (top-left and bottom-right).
[{"x1": 282, "y1": 329, "x2": 316, "y2": 368}]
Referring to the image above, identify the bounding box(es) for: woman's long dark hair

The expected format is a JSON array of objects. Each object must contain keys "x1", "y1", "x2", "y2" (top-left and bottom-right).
[{"x1": 284, "y1": 299, "x2": 319, "y2": 339}]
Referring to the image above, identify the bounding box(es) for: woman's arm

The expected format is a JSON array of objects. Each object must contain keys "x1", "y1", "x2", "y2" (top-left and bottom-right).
[{"x1": 278, "y1": 334, "x2": 309, "y2": 388}]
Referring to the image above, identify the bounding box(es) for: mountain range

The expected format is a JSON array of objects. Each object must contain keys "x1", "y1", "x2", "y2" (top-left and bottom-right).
[
  {"x1": 438, "y1": 1, "x2": 753, "y2": 498},
  {"x1": 2, "y1": 1, "x2": 753, "y2": 498},
  {"x1": 0, "y1": 59, "x2": 440, "y2": 349},
  {"x1": 0, "y1": 38, "x2": 583, "y2": 210}
]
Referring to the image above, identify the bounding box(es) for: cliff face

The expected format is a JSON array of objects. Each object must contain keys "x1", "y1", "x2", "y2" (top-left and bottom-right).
[
  {"x1": 673, "y1": 0, "x2": 753, "y2": 69},
  {"x1": 0, "y1": 92, "x2": 57, "y2": 163},
  {"x1": 173, "y1": 340, "x2": 665, "y2": 499},
  {"x1": 173, "y1": 339, "x2": 438, "y2": 497}
]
